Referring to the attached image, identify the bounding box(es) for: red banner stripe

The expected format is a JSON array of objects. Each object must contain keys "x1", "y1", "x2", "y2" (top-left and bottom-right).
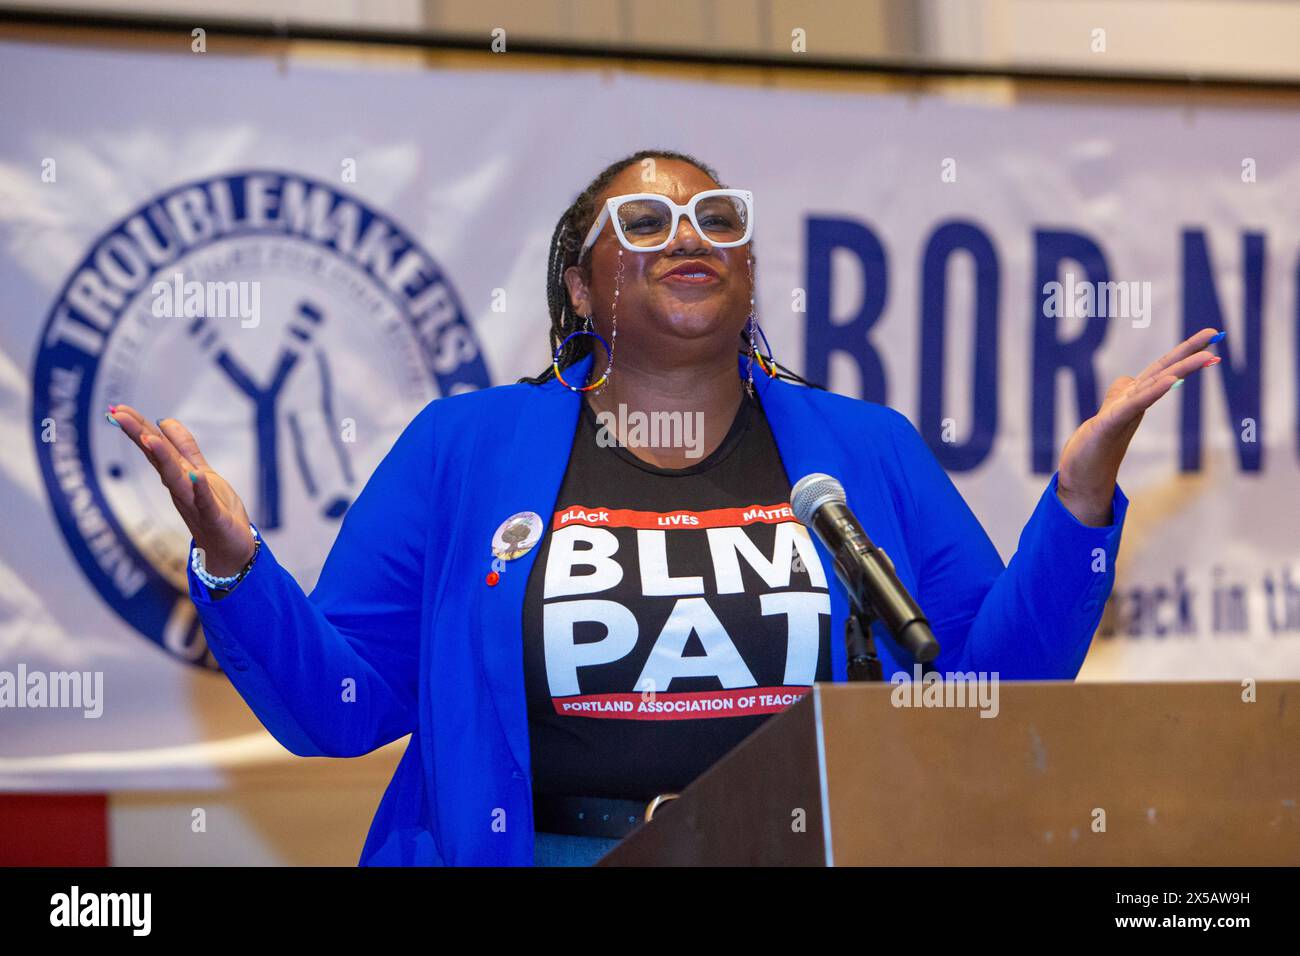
[
  {"x1": 552, "y1": 503, "x2": 797, "y2": 531},
  {"x1": 0, "y1": 793, "x2": 108, "y2": 866},
  {"x1": 551, "y1": 686, "x2": 811, "y2": 720}
]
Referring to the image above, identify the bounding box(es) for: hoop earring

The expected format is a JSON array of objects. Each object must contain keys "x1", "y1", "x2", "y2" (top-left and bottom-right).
[
  {"x1": 553, "y1": 326, "x2": 611, "y2": 392},
  {"x1": 554, "y1": 248, "x2": 622, "y2": 393}
]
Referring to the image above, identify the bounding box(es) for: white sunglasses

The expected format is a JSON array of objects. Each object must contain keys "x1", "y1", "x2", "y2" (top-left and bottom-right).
[{"x1": 579, "y1": 188, "x2": 755, "y2": 255}]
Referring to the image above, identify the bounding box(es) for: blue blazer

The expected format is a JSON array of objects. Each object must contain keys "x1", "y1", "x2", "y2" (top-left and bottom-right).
[{"x1": 189, "y1": 355, "x2": 1127, "y2": 866}]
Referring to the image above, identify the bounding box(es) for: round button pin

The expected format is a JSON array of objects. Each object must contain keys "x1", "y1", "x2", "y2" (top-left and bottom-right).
[{"x1": 491, "y1": 511, "x2": 543, "y2": 561}]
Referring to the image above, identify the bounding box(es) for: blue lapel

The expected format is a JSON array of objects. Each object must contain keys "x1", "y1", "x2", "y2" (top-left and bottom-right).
[
  {"x1": 474, "y1": 358, "x2": 587, "y2": 779},
  {"x1": 755, "y1": 370, "x2": 851, "y2": 681}
]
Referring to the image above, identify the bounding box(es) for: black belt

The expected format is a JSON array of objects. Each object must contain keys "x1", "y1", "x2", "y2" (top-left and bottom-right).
[{"x1": 533, "y1": 793, "x2": 677, "y2": 840}]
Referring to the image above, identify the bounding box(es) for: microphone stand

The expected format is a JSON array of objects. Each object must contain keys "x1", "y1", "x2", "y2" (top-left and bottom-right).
[{"x1": 845, "y1": 608, "x2": 884, "y2": 682}]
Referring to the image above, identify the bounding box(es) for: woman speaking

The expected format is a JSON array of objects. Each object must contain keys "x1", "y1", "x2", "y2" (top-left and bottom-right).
[{"x1": 107, "y1": 149, "x2": 1220, "y2": 867}]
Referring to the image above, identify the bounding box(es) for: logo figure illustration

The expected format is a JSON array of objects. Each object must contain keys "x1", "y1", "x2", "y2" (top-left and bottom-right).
[{"x1": 191, "y1": 300, "x2": 354, "y2": 529}]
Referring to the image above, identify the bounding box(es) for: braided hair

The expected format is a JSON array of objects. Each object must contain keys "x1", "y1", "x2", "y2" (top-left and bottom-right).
[{"x1": 521, "y1": 149, "x2": 725, "y2": 385}]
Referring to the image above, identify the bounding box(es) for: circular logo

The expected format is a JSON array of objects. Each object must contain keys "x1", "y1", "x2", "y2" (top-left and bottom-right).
[{"x1": 31, "y1": 171, "x2": 491, "y2": 668}]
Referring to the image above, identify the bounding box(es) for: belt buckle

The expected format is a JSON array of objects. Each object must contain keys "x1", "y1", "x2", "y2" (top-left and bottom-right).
[{"x1": 644, "y1": 792, "x2": 680, "y2": 823}]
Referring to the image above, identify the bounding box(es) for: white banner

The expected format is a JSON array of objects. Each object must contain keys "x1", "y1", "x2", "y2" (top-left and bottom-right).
[{"x1": 2, "y1": 41, "x2": 1299, "y2": 788}]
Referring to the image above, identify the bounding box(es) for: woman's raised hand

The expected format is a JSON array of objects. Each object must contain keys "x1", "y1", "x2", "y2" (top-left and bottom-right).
[
  {"x1": 107, "y1": 406, "x2": 256, "y2": 577},
  {"x1": 1056, "y1": 327, "x2": 1223, "y2": 526}
]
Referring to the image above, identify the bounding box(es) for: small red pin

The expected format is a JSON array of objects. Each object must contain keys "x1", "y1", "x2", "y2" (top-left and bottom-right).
[{"x1": 485, "y1": 571, "x2": 500, "y2": 587}]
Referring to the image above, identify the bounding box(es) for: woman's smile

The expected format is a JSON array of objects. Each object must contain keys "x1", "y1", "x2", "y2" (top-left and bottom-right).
[{"x1": 659, "y1": 260, "x2": 721, "y2": 285}]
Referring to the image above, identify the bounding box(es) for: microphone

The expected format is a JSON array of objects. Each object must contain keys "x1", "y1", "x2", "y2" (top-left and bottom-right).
[{"x1": 790, "y1": 473, "x2": 940, "y2": 666}]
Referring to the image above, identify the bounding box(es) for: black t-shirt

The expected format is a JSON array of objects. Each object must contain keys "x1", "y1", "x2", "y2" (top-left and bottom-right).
[{"x1": 522, "y1": 393, "x2": 833, "y2": 800}]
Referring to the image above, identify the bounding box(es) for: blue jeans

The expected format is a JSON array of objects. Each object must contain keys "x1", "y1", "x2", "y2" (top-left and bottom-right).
[{"x1": 533, "y1": 832, "x2": 621, "y2": 867}]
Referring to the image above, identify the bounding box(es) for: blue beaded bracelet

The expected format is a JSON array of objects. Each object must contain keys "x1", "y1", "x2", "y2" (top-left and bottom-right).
[{"x1": 191, "y1": 525, "x2": 261, "y2": 591}]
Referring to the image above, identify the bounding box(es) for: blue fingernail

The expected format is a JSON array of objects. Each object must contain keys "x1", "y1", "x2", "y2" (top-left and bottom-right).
[
  {"x1": 188, "y1": 471, "x2": 198, "y2": 483},
  {"x1": 105, "y1": 412, "x2": 120, "y2": 428},
  {"x1": 1171, "y1": 378, "x2": 1185, "y2": 389},
  {"x1": 1208, "y1": 330, "x2": 1226, "y2": 345}
]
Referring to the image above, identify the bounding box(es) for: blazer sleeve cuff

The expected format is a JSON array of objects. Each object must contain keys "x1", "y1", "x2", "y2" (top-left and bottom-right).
[
  {"x1": 186, "y1": 535, "x2": 284, "y2": 660},
  {"x1": 1040, "y1": 471, "x2": 1129, "y2": 538}
]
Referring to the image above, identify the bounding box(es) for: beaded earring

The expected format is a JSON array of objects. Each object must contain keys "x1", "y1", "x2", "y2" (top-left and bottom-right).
[{"x1": 743, "y1": 250, "x2": 776, "y2": 394}]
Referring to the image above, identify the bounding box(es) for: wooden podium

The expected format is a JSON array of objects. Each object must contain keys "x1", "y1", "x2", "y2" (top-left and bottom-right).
[{"x1": 599, "y1": 681, "x2": 1300, "y2": 866}]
